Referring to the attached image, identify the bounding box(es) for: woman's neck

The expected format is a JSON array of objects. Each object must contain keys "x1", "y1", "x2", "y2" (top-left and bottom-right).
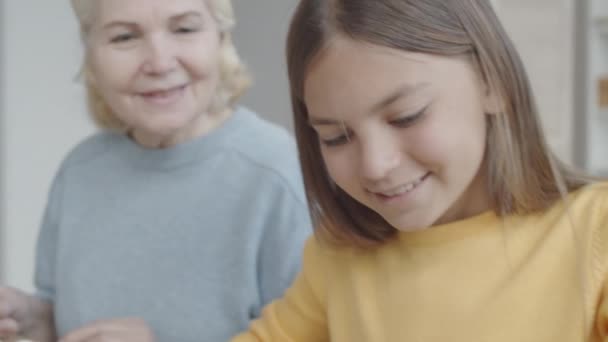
[{"x1": 130, "y1": 107, "x2": 233, "y2": 149}]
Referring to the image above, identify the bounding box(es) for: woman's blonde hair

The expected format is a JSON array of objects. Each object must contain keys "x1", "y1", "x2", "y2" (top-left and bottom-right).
[
  {"x1": 70, "y1": 0, "x2": 251, "y2": 131},
  {"x1": 287, "y1": 0, "x2": 596, "y2": 248}
]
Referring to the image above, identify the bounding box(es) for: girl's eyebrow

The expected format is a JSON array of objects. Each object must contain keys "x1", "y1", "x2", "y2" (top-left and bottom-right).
[
  {"x1": 369, "y1": 82, "x2": 429, "y2": 113},
  {"x1": 308, "y1": 82, "x2": 430, "y2": 126},
  {"x1": 308, "y1": 117, "x2": 340, "y2": 126}
]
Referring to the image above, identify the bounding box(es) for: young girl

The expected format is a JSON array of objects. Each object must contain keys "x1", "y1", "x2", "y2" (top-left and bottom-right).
[{"x1": 232, "y1": 0, "x2": 608, "y2": 341}]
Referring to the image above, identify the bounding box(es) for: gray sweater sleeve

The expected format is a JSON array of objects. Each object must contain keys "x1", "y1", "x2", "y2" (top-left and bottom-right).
[{"x1": 255, "y1": 186, "x2": 311, "y2": 316}]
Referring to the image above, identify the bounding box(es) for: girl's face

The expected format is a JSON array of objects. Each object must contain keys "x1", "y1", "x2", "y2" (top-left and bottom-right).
[
  {"x1": 87, "y1": 0, "x2": 223, "y2": 147},
  {"x1": 304, "y1": 38, "x2": 493, "y2": 232}
]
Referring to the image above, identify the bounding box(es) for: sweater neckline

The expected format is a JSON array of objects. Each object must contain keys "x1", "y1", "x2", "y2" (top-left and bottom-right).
[
  {"x1": 397, "y1": 210, "x2": 500, "y2": 246},
  {"x1": 116, "y1": 107, "x2": 248, "y2": 171}
]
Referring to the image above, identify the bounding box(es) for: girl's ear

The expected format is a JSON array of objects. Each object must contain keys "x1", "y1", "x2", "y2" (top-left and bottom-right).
[{"x1": 482, "y1": 82, "x2": 504, "y2": 115}]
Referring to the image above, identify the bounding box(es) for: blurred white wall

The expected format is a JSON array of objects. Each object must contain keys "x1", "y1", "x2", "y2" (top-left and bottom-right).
[
  {"x1": 588, "y1": 0, "x2": 608, "y2": 174},
  {"x1": 494, "y1": 0, "x2": 575, "y2": 164},
  {"x1": 232, "y1": 0, "x2": 298, "y2": 129},
  {"x1": 1, "y1": 1, "x2": 95, "y2": 290}
]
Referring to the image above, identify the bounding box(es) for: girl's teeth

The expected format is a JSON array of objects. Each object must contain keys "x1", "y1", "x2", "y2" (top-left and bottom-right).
[{"x1": 381, "y1": 176, "x2": 424, "y2": 196}]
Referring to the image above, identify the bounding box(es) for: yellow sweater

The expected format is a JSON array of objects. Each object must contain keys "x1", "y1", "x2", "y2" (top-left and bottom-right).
[{"x1": 233, "y1": 183, "x2": 608, "y2": 341}]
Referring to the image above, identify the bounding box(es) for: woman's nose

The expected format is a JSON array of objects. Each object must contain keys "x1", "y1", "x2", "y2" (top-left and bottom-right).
[{"x1": 141, "y1": 35, "x2": 178, "y2": 76}]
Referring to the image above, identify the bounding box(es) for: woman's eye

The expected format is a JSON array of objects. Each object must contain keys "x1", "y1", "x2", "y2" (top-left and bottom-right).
[
  {"x1": 110, "y1": 33, "x2": 135, "y2": 43},
  {"x1": 390, "y1": 108, "x2": 427, "y2": 128}
]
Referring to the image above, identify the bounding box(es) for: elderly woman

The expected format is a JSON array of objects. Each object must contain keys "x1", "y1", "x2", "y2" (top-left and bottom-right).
[{"x1": 0, "y1": 0, "x2": 311, "y2": 341}]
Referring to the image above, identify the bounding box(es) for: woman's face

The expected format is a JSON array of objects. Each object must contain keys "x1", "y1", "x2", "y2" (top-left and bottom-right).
[{"x1": 87, "y1": 0, "x2": 224, "y2": 147}]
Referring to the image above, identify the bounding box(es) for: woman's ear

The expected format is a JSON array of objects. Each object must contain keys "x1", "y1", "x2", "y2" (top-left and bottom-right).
[{"x1": 83, "y1": 64, "x2": 97, "y2": 87}]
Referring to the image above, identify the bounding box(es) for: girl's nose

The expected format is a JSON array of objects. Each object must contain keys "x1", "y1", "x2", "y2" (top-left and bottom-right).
[{"x1": 359, "y1": 133, "x2": 401, "y2": 182}]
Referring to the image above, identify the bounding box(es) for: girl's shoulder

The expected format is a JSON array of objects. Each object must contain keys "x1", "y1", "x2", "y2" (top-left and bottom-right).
[
  {"x1": 571, "y1": 181, "x2": 608, "y2": 204},
  {"x1": 565, "y1": 181, "x2": 608, "y2": 229}
]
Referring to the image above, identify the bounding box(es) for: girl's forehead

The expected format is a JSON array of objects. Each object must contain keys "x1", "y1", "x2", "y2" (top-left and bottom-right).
[
  {"x1": 306, "y1": 40, "x2": 432, "y2": 84},
  {"x1": 303, "y1": 43, "x2": 432, "y2": 100},
  {"x1": 303, "y1": 49, "x2": 481, "y2": 124}
]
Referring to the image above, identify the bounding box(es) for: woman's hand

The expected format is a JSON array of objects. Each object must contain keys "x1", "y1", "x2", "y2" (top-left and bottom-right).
[{"x1": 0, "y1": 287, "x2": 54, "y2": 342}]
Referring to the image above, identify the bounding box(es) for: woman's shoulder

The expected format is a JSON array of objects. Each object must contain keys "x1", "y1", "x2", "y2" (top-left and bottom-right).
[
  {"x1": 59, "y1": 131, "x2": 124, "y2": 171},
  {"x1": 230, "y1": 106, "x2": 297, "y2": 155},
  {"x1": 226, "y1": 107, "x2": 303, "y2": 184}
]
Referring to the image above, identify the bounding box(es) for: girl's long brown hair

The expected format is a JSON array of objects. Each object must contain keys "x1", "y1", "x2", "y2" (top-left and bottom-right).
[{"x1": 287, "y1": 0, "x2": 594, "y2": 248}]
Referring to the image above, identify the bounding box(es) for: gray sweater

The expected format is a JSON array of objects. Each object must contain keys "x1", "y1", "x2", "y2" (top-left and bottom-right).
[{"x1": 34, "y1": 107, "x2": 312, "y2": 341}]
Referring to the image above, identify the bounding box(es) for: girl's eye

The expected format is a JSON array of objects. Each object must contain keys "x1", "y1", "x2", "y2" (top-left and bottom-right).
[
  {"x1": 110, "y1": 33, "x2": 135, "y2": 43},
  {"x1": 390, "y1": 107, "x2": 427, "y2": 128},
  {"x1": 175, "y1": 27, "x2": 198, "y2": 34},
  {"x1": 321, "y1": 134, "x2": 351, "y2": 147}
]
